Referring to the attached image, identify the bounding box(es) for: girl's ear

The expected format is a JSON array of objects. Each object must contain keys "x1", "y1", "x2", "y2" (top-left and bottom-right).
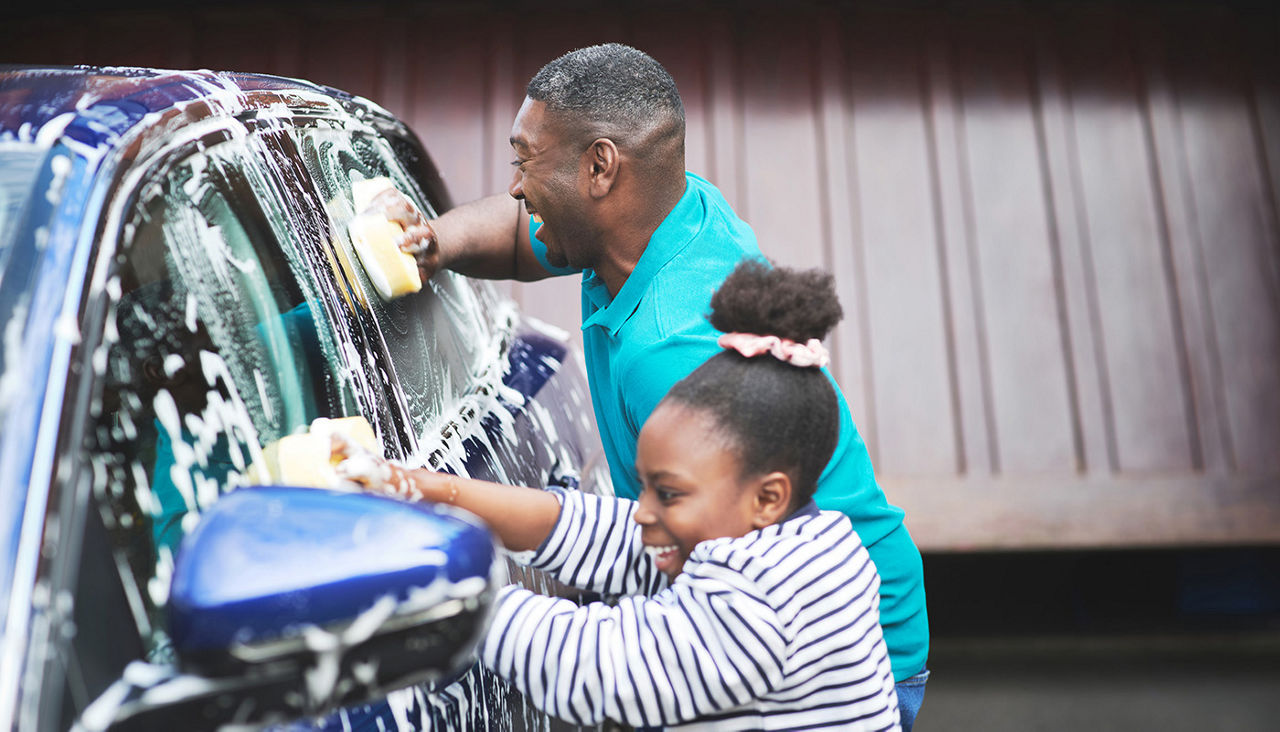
[{"x1": 752, "y1": 472, "x2": 793, "y2": 529}]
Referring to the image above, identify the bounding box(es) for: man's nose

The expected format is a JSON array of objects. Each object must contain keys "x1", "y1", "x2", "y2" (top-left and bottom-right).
[{"x1": 508, "y1": 168, "x2": 524, "y2": 199}]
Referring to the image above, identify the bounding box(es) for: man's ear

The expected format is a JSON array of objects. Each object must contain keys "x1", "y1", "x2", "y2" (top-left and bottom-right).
[
  {"x1": 752, "y1": 472, "x2": 793, "y2": 529},
  {"x1": 585, "y1": 138, "x2": 620, "y2": 198}
]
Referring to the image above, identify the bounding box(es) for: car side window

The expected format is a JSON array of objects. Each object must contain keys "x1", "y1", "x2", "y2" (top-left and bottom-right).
[
  {"x1": 88, "y1": 137, "x2": 351, "y2": 660},
  {"x1": 295, "y1": 127, "x2": 493, "y2": 443}
]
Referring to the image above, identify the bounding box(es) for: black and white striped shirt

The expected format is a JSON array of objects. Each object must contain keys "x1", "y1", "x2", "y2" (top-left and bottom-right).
[{"x1": 481, "y1": 491, "x2": 901, "y2": 731}]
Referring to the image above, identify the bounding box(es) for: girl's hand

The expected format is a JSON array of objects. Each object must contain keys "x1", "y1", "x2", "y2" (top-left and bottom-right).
[
  {"x1": 330, "y1": 432, "x2": 457, "y2": 502},
  {"x1": 331, "y1": 435, "x2": 559, "y2": 550},
  {"x1": 330, "y1": 431, "x2": 398, "y2": 492}
]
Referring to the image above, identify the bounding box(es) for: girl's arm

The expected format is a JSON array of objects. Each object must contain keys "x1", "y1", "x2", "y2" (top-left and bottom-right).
[
  {"x1": 334, "y1": 447, "x2": 560, "y2": 552},
  {"x1": 335, "y1": 440, "x2": 667, "y2": 595}
]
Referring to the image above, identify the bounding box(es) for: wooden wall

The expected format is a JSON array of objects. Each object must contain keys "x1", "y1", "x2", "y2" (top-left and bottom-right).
[{"x1": 7, "y1": 1, "x2": 1279, "y2": 551}]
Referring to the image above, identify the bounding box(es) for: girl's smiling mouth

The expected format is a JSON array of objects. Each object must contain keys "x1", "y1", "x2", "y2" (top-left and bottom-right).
[{"x1": 643, "y1": 543, "x2": 681, "y2": 573}]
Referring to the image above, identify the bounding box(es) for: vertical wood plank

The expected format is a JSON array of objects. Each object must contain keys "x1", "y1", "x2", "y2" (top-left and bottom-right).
[
  {"x1": 925, "y1": 12, "x2": 994, "y2": 479},
  {"x1": 629, "y1": 9, "x2": 713, "y2": 181},
  {"x1": 2, "y1": 17, "x2": 88, "y2": 65},
  {"x1": 1163, "y1": 8, "x2": 1280, "y2": 474},
  {"x1": 1250, "y1": 30, "x2": 1280, "y2": 258},
  {"x1": 952, "y1": 10, "x2": 1078, "y2": 475},
  {"x1": 297, "y1": 6, "x2": 381, "y2": 101},
  {"x1": 1033, "y1": 8, "x2": 1113, "y2": 479},
  {"x1": 191, "y1": 9, "x2": 288, "y2": 75},
  {"x1": 403, "y1": 11, "x2": 491, "y2": 206},
  {"x1": 484, "y1": 16, "x2": 519, "y2": 199},
  {"x1": 846, "y1": 8, "x2": 958, "y2": 477},
  {"x1": 269, "y1": 12, "x2": 304, "y2": 80},
  {"x1": 92, "y1": 13, "x2": 192, "y2": 70},
  {"x1": 1050, "y1": 7, "x2": 1199, "y2": 474},
  {"x1": 479, "y1": 17, "x2": 519, "y2": 306},
  {"x1": 706, "y1": 14, "x2": 744, "y2": 212},
  {"x1": 816, "y1": 7, "x2": 875, "y2": 449},
  {"x1": 373, "y1": 13, "x2": 408, "y2": 120},
  {"x1": 1139, "y1": 22, "x2": 1233, "y2": 478},
  {"x1": 736, "y1": 11, "x2": 826, "y2": 271}
]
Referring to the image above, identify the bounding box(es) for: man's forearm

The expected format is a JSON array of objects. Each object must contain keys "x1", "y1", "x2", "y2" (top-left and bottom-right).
[{"x1": 432, "y1": 194, "x2": 548, "y2": 282}]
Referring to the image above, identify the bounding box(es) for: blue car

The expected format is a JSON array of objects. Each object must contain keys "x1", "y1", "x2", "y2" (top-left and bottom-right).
[{"x1": 0, "y1": 66, "x2": 613, "y2": 731}]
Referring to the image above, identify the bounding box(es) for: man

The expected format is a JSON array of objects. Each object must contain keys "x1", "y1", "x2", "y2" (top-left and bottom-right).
[{"x1": 375, "y1": 43, "x2": 930, "y2": 728}]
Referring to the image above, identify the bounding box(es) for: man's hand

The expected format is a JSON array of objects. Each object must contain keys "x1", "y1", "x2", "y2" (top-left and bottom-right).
[{"x1": 366, "y1": 188, "x2": 441, "y2": 283}]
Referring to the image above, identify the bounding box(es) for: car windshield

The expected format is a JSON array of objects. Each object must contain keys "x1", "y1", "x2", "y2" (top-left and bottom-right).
[
  {"x1": 0, "y1": 142, "x2": 46, "y2": 395},
  {"x1": 0, "y1": 143, "x2": 42, "y2": 270}
]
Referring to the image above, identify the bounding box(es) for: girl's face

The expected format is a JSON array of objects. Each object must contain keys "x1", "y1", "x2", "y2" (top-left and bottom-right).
[{"x1": 633, "y1": 403, "x2": 789, "y2": 579}]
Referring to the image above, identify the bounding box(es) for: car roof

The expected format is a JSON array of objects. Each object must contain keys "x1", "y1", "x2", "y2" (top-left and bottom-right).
[{"x1": 0, "y1": 65, "x2": 357, "y2": 150}]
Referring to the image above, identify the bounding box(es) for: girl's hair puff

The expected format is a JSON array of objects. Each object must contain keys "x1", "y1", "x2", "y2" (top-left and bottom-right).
[{"x1": 662, "y1": 259, "x2": 843, "y2": 507}]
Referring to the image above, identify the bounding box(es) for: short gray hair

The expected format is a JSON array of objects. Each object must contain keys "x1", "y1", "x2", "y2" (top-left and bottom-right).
[{"x1": 526, "y1": 43, "x2": 685, "y2": 142}]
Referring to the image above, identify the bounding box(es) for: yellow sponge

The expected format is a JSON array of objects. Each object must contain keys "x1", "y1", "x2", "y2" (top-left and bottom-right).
[
  {"x1": 352, "y1": 177, "x2": 396, "y2": 213},
  {"x1": 347, "y1": 177, "x2": 422, "y2": 301},
  {"x1": 247, "y1": 416, "x2": 380, "y2": 488}
]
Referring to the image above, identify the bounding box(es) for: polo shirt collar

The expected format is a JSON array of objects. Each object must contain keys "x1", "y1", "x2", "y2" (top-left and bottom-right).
[{"x1": 582, "y1": 176, "x2": 699, "y2": 335}]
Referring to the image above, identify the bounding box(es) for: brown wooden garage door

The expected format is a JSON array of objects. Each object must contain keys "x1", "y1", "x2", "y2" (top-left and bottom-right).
[{"x1": 6, "y1": 0, "x2": 1278, "y2": 551}]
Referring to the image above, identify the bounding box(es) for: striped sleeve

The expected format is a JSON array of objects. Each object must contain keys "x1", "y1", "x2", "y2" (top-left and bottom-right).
[
  {"x1": 526, "y1": 489, "x2": 667, "y2": 597},
  {"x1": 480, "y1": 568, "x2": 788, "y2": 727}
]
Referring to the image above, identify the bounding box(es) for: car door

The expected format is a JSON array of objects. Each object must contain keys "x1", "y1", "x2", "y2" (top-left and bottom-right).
[
  {"x1": 35, "y1": 93, "x2": 609, "y2": 731},
  {"x1": 36, "y1": 113, "x2": 380, "y2": 728},
  {"x1": 30, "y1": 99, "x2": 450, "y2": 726}
]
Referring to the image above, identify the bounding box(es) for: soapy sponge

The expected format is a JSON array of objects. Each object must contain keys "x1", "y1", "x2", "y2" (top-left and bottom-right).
[
  {"x1": 347, "y1": 177, "x2": 422, "y2": 301},
  {"x1": 247, "y1": 416, "x2": 380, "y2": 488}
]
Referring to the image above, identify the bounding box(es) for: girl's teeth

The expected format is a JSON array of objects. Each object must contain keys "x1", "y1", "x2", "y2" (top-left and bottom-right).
[{"x1": 644, "y1": 545, "x2": 677, "y2": 560}]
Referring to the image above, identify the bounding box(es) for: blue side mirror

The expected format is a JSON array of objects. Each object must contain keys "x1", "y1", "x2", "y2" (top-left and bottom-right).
[
  {"x1": 76, "y1": 486, "x2": 498, "y2": 731},
  {"x1": 167, "y1": 485, "x2": 496, "y2": 709}
]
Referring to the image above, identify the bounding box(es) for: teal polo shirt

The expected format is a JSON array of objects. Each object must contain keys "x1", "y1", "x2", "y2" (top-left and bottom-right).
[{"x1": 529, "y1": 171, "x2": 928, "y2": 681}]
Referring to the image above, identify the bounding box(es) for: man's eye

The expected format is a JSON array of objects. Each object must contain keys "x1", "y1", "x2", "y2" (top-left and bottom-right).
[{"x1": 510, "y1": 159, "x2": 526, "y2": 168}]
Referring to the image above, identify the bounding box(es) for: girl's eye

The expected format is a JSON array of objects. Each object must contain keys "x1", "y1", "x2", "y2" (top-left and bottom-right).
[{"x1": 655, "y1": 488, "x2": 677, "y2": 504}]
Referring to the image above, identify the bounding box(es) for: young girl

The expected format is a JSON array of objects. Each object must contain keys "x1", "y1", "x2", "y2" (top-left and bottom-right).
[{"x1": 336, "y1": 260, "x2": 901, "y2": 731}]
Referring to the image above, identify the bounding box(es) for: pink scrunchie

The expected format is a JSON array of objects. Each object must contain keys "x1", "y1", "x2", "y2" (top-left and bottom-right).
[{"x1": 718, "y1": 332, "x2": 830, "y2": 368}]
